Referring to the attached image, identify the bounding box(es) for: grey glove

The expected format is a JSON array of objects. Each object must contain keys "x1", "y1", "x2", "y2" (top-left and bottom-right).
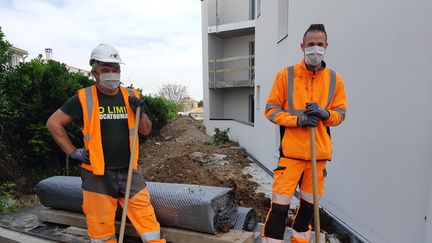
[
  {"x1": 297, "y1": 116, "x2": 317, "y2": 127},
  {"x1": 304, "y1": 102, "x2": 330, "y2": 120},
  {"x1": 128, "y1": 96, "x2": 147, "y2": 117},
  {"x1": 69, "y1": 148, "x2": 90, "y2": 164}
]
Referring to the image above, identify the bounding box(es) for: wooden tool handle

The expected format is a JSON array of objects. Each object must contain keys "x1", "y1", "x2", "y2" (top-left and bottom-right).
[
  {"x1": 119, "y1": 106, "x2": 141, "y2": 243},
  {"x1": 310, "y1": 127, "x2": 321, "y2": 243}
]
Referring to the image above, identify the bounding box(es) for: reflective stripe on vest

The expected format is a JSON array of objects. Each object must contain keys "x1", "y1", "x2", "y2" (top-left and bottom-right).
[
  {"x1": 286, "y1": 66, "x2": 336, "y2": 115},
  {"x1": 77, "y1": 85, "x2": 140, "y2": 175}
]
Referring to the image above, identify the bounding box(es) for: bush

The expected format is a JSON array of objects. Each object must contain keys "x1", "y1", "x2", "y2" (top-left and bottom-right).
[
  {"x1": 212, "y1": 128, "x2": 230, "y2": 145},
  {"x1": 141, "y1": 95, "x2": 179, "y2": 135},
  {"x1": 0, "y1": 183, "x2": 19, "y2": 215},
  {"x1": 0, "y1": 56, "x2": 94, "y2": 189}
]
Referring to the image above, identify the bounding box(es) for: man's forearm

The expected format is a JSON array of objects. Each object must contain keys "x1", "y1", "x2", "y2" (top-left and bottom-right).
[
  {"x1": 138, "y1": 114, "x2": 152, "y2": 135},
  {"x1": 47, "y1": 124, "x2": 76, "y2": 154}
]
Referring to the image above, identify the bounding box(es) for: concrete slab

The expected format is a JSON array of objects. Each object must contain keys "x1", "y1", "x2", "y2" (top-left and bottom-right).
[{"x1": 0, "y1": 226, "x2": 57, "y2": 243}]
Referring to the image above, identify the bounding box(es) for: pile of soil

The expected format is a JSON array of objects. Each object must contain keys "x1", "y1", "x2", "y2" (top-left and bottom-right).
[{"x1": 138, "y1": 116, "x2": 270, "y2": 221}]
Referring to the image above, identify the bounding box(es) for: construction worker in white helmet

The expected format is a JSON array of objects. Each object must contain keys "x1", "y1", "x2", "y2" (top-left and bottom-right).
[{"x1": 46, "y1": 44, "x2": 165, "y2": 243}]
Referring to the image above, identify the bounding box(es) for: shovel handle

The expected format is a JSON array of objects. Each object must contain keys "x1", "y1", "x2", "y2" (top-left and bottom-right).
[
  {"x1": 310, "y1": 127, "x2": 321, "y2": 243},
  {"x1": 119, "y1": 106, "x2": 141, "y2": 243}
]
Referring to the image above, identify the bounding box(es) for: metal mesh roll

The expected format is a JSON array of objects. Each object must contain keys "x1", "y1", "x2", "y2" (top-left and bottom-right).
[
  {"x1": 232, "y1": 207, "x2": 257, "y2": 231},
  {"x1": 36, "y1": 176, "x2": 239, "y2": 234}
]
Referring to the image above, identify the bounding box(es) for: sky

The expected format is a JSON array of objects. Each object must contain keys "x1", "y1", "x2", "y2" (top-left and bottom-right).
[{"x1": 0, "y1": 0, "x2": 204, "y2": 100}]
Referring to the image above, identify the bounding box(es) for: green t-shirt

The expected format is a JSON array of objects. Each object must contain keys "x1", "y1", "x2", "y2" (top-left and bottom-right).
[{"x1": 61, "y1": 89, "x2": 130, "y2": 169}]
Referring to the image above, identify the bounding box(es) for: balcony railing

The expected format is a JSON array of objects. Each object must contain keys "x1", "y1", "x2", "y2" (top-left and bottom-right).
[{"x1": 208, "y1": 55, "x2": 255, "y2": 89}]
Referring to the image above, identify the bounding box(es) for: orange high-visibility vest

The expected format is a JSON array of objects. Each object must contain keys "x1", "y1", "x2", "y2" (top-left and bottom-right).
[
  {"x1": 77, "y1": 85, "x2": 140, "y2": 175},
  {"x1": 265, "y1": 60, "x2": 347, "y2": 161}
]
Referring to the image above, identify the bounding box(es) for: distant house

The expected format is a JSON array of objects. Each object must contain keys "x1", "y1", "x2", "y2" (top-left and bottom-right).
[
  {"x1": 44, "y1": 48, "x2": 92, "y2": 77},
  {"x1": 7, "y1": 46, "x2": 28, "y2": 68},
  {"x1": 179, "y1": 98, "x2": 199, "y2": 112}
]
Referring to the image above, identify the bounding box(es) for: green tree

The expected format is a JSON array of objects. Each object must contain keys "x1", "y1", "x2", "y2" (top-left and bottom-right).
[
  {"x1": 198, "y1": 100, "x2": 203, "y2": 108},
  {"x1": 0, "y1": 53, "x2": 94, "y2": 188},
  {"x1": 141, "y1": 95, "x2": 179, "y2": 135},
  {"x1": 0, "y1": 27, "x2": 11, "y2": 74}
]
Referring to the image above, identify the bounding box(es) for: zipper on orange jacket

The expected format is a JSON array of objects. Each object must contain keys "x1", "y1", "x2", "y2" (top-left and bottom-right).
[
  {"x1": 309, "y1": 71, "x2": 316, "y2": 159},
  {"x1": 311, "y1": 73, "x2": 315, "y2": 101}
]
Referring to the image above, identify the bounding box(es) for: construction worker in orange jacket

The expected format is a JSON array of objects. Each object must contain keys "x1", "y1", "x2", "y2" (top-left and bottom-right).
[
  {"x1": 262, "y1": 24, "x2": 347, "y2": 243},
  {"x1": 46, "y1": 44, "x2": 165, "y2": 243}
]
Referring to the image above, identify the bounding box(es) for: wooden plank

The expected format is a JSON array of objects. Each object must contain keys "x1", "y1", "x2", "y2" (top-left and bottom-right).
[
  {"x1": 0, "y1": 226, "x2": 57, "y2": 243},
  {"x1": 209, "y1": 66, "x2": 254, "y2": 74},
  {"x1": 38, "y1": 209, "x2": 255, "y2": 243},
  {"x1": 211, "y1": 80, "x2": 254, "y2": 88},
  {"x1": 209, "y1": 55, "x2": 254, "y2": 63}
]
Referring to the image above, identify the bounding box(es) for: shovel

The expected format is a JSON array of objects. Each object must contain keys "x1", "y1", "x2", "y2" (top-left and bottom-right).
[
  {"x1": 119, "y1": 106, "x2": 141, "y2": 243},
  {"x1": 310, "y1": 127, "x2": 321, "y2": 243}
]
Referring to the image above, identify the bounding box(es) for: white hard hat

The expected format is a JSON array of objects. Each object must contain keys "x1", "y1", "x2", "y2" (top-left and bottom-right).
[{"x1": 89, "y1": 44, "x2": 124, "y2": 66}]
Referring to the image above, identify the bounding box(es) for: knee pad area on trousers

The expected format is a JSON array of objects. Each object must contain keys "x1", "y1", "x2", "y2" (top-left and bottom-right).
[
  {"x1": 292, "y1": 199, "x2": 314, "y2": 232},
  {"x1": 263, "y1": 203, "x2": 289, "y2": 240}
]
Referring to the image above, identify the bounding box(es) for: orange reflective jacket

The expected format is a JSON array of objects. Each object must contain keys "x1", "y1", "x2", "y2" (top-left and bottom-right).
[
  {"x1": 77, "y1": 85, "x2": 140, "y2": 175},
  {"x1": 265, "y1": 60, "x2": 347, "y2": 161}
]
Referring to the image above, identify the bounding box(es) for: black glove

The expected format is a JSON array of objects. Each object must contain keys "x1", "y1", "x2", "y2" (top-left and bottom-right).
[
  {"x1": 69, "y1": 148, "x2": 90, "y2": 164},
  {"x1": 304, "y1": 102, "x2": 330, "y2": 120},
  {"x1": 297, "y1": 116, "x2": 317, "y2": 127},
  {"x1": 128, "y1": 96, "x2": 147, "y2": 117}
]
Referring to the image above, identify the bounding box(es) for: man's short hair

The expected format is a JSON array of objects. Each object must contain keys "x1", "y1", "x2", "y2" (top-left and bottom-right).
[{"x1": 303, "y1": 24, "x2": 327, "y2": 42}]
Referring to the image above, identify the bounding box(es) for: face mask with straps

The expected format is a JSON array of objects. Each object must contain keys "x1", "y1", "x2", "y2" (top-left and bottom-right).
[{"x1": 304, "y1": 45, "x2": 326, "y2": 66}]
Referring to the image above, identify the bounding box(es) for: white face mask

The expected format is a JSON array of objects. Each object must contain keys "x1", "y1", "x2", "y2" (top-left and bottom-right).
[
  {"x1": 304, "y1": 45, "x2": 326, "y2": 66},
  {"x1": 99, "y1": 73, "x2": 120, "y2": 89}
]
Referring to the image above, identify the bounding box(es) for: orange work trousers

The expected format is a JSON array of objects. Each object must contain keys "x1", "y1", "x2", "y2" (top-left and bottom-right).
[
  {"x1": 81, "y1": 168, "x2": 165, "y2": 243},
  {"x1": 262, "y1": 157, "x2": 327, "y2": 243}
]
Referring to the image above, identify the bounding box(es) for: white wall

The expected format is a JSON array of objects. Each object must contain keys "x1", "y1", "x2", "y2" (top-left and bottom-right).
[
  {"x1": 223, "y1": 35, "x2": 255, "y2": 83},
  {"x1": 208, "y1": 0, "x2": 252, "y2": 26},
  {"x1": 223, "y1": 87, "x2": 254, "y2": 122}
]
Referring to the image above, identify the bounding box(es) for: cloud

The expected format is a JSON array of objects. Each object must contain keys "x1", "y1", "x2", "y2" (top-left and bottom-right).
[{"x1": 0, "y1": 0, "x2": 203, "y2": 99}]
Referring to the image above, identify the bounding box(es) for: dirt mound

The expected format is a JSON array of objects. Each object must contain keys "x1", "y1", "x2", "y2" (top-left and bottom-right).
[
  {"x1": 160, "y1": 116, "x2": 209, "y2": 145},
  {"x1": 139, "y1": 116, "x2": 270, "y2": 221}
]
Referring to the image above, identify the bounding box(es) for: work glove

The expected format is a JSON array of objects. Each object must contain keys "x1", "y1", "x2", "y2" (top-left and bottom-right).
[
  {"x1": 297, "y1": 116, "x2": 317, "y2": 127},
  {"x1": 304, "y1": 102, "x2": 330, "y2": 120},
  {"x1": 128, "y1": 96, "x2": 147, "y2": 117},
  {"x1": 69, "y1": 148, "x2": 90, "y2": 164}
]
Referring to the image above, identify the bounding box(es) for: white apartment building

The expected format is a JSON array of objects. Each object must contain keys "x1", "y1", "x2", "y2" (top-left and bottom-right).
[{"x1": 201, "y1": 1, "x2": 432, "y2": 242}]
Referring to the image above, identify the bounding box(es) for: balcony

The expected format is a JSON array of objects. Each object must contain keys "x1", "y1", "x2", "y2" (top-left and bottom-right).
[
  {"x1": 209, "y1": 55, "x2": 255, "y2": 89},
  {"x1": 208, "y1": 20, "x2": 255, "y2": 38}
]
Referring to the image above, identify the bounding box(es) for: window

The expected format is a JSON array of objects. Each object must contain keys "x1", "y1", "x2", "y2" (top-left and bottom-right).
[
  {"x1": 250, "y1": 0, "x2": 256, "y2": 20},
  {"x1": 257, "y1": 0, "x2": 261, "y2": 18},
  {"x1": 256, "y1": 85, "x2": 261, "y2": 110},
  {"x1": 249, "y1": 41, "x2": 255, "y2": 81},
  {"x1": 277, "y1": 0, "x2": 289, "y2": 43},
  {"x1": 248, "y1": 94, "x2": 255, "y2": 123}
]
